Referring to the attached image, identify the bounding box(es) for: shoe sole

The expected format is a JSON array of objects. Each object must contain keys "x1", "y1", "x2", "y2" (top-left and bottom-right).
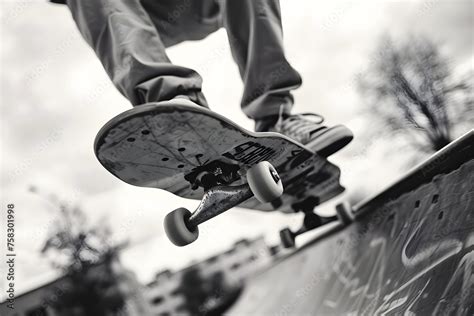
[{"x1": 305, "y1": 125, "x2": 354, "y2": 157}]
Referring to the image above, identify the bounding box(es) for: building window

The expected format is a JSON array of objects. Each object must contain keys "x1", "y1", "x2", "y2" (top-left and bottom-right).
[
  {"x1": 225, "y1": 248, "x2": 236, "y2": 255},
  {"x1": 152, "y1": 296, "x2": 164, "y2": 304},
  {"x1": 26, "y1": 306, "x2": 48, "y2": 316},
  {"x1": 231, "y1": 263, "x2": 241, "y2": 270},
  {"x1": 170, "y1": 288, "x2": 181, "y2": 296},
  {"x1": 206, "y1": 255, "x2": 218, "y2": 264}
]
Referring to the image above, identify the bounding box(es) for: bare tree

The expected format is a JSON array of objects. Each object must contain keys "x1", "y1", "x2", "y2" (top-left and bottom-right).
[
  {"x1": 358, "y1": 34, "x2": 473, "y2": 152},
  {"x1": 177, "y1": 267, "x2": 242, "y2": 316},
  {"x1": 41, "y1": 202, "x2": 120, "y2": 272},
  {"x1": 30, "y1": 186, "x2": 133, "y2": 315}
]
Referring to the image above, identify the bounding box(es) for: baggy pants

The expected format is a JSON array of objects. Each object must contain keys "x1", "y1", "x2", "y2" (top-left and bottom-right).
[{"x1": 65, "y1": 0, "x2": 302, "y2": 120}]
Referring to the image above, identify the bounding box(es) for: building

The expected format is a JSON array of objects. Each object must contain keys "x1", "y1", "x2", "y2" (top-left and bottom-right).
[
  {"x1": 145, "y1": 236, "x2": 274, "y2": 316},
  {"x1": 1, "y1": 236, "x2": 274, "y2": 316},
  {"x1": 0, "y1": 276, "x2": 69, "y2": 316},
  {"x1": 0, "y1": 258, "x2": 150, "y2": 316}
]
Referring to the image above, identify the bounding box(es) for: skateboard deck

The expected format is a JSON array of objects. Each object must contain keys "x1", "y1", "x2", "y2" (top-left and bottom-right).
[{"x1": 94, "y1": 100, "x2": 344, "y2": 213}]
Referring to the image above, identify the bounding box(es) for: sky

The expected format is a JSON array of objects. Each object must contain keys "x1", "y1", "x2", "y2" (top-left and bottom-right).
[{"x1": 0, "y1": 0, "x2": 473, "y2": 295}]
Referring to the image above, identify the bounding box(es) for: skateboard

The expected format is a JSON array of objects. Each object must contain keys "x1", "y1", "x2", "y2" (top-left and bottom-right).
[
  {"x1": 279, "y1": 202, "x2": 354, "y2": 248},
  {"x1": 94, "y1": 100, "x2": 352, "y2": 246}
]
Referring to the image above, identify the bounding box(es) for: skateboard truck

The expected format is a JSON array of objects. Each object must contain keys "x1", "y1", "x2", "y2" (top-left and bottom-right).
[
  {"x1": 280, "y1": 201, "x2": 354, "y2": 248},
  {"x1": 185, "y1": 160, "x2": 241, "y2": 191},
  {"x1": 164, "y1": 161, "x2": 284, "y2": 246}
]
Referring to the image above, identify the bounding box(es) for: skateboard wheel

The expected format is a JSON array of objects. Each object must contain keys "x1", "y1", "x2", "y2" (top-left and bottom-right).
[
  {"x1": 280, "y1": 228, "x2": 296, "y2": 248},
  {"x1": 164, "y1": 208, "x2": 199, "y2": 246},
  {"x1": 335, "y1": 202, "x2": 354, "y2": 225},
  {"x1": 247, "y1": 161, "x2": 284, "y2": 203}
]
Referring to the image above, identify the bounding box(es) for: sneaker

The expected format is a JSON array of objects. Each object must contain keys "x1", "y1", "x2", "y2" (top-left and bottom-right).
[{"x1": 257, "y1": 112, "x2": 353, "y2": 157}]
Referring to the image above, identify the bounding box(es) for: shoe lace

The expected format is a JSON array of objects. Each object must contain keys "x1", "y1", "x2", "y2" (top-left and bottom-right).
[{"x1": 274, "y1": 106, "x2": 325, "y2": 143}]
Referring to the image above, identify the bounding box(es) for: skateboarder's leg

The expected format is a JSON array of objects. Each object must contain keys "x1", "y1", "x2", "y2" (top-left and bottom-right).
[
  {"x1": 223, "y1": 0, "x2": 353, "y2": 156},
  {"x1": 65, "y1": 0, "x2": 209, "y2": 107},
  {"x1": 140, "y1": 0, "x2": 222, "y2": 48},
  {"x1": 222, "y1": 0, "x2": 302, "y2": 123}
]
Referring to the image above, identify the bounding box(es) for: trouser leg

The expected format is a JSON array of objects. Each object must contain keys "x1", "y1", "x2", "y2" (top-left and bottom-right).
[
  {"x1": 222, "y1": 0, "x2": 302, "y2": 121},
  {"x1": 66, "y1": 0, "x2": 208, "y2": 107}
]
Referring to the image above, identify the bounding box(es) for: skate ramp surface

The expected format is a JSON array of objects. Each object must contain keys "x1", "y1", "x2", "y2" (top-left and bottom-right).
[{"x1": 229, "y1": 130, "x2": 473, "y2": 315}]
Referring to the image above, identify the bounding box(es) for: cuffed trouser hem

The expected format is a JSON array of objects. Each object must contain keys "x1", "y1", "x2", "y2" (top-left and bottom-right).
[
  {"x1": 65, "y1": 0, "x2": 211, "y2": 108},
  {"x1": 244, "y1": 96, "x2": 293, "y2": 121}
]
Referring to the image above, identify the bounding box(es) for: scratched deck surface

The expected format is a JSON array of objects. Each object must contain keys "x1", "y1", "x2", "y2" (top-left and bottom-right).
[{"x1": 94, "y1": 101, "x2": 343, "y2": 212}]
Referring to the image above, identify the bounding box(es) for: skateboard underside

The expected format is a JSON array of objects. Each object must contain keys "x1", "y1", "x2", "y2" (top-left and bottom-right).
[{"x1": 95, "y1": 102, "x2": 344, "y2": 213}]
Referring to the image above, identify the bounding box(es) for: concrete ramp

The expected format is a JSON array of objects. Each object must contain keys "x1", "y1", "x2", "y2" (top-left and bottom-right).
[{"x1": 230, "y1": 130, "x2": 473, "y2": 315}]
